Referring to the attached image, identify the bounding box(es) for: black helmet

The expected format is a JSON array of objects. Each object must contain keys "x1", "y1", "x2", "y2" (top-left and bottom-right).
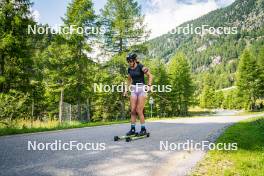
[{"x1": 126, "y1": 53, "x2": 137, "y2": 62}]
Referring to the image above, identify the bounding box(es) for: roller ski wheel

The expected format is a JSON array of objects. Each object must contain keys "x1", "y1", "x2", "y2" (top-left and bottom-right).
[
  {"x1": 114, "y1": 132, "x2": 138, "y2": 141},
  {"x1": 125, "y1": 137, "x2": 132, "y2": 142},
  {"x1": 114, "y1": 136, "x2": 119, "y2": 141},
  {"x1": 146, "y1": 133, "x2": 150, "y2": 137},
  {"x1": 125, "y1": 132, "x2": 150, "y2": 142}
]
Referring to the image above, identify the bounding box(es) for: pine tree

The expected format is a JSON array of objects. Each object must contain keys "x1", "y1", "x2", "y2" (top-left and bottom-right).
[
  {"x1": 61, "y1": 0, "x2": 96, "y2": 120},
  {"x1": 167, "y1": 52, "x2": 194, "y2": 116},
  {"x1": 257, "y1": 46, "x2": 264, "y2": 99},
  {"x1": 147, "y1": 59, "x2": 171, "y2": 117},
  {"x1": 199, "y1": 85, "x2": 216, "y2": 109},
  {"x1": 215, "y1": 91, "x2": 224, "y2": 108},
  {"x1": 101, "y1": 0, "x2": 148, "y2": 53},
  {"x1": 0, "y1": 0, "x2": 35, "y2": 93},
  {"x1": 42, "y1": 42, "x2": 76, "y2": 119},
  {"x1": 237, "y1": 49, "x2": 259, "y2": 110}
]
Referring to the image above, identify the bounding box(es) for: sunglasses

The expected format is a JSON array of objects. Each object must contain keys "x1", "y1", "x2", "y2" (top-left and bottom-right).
[{"x1": 127, "y1": 60, "x2": 134, "y2": 63}]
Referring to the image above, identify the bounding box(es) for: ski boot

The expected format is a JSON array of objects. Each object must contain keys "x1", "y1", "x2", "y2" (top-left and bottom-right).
[{"x1": 126, "y1": 128, "x2": 136, "y2": 136}]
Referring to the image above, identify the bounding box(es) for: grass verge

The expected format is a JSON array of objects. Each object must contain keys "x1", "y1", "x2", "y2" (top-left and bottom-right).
[
  {"x1": 0, "y1": 109, "x2": 214, "y2": 136},
  {"x1": 234, "y1": 110, "x2": 264, "y2": 116},
  {"x1": 191, "y1": 116, "x2": 264, "y2": 176},
  {"x1": 0, "y1": 116, "x2": 193, "y2": 136},
  {"x1": 0, "y1": 120, "x2": 129, "y2": 136}
]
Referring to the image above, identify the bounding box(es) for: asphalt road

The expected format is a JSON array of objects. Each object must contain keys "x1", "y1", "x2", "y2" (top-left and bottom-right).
[{"x1": 0, "y1": 110, "x2": 263, "y2": 176}]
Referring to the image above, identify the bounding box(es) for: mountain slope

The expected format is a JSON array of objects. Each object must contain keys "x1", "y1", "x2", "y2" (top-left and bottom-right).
[{"x1": 147, "y1": 0, "x2": 264, "y2": 89}]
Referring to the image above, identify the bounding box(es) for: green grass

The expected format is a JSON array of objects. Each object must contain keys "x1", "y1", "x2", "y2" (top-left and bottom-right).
[
  {"x1": 234, "y1": 110, "x2": 264, "y2": 116},
  {"x1": 0, "y1": 109, "x2": 215, "y2": 136},
  {"x1": 0, "y1": 119, "x2": 129, "y2": 136},
  {"x1": 0, "y1": 116, "x2": 195, "y2": 136},
  {"x1": 189, "y1": 106, "x2": 215, "y2": 116},
  {"x1": 192, "y1": 116, "x2": 264, "y2": 176},
  {"x1": 0, "y1": 109, "x2": 261, "y2": 137}
]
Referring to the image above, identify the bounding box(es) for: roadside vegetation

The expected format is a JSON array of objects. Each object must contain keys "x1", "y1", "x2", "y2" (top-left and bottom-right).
[
  {"x1": 0, "y1": 108, "x2": 213, "y2": 136},
  {"x1": 0, "y1": 119, "x2": 130, "y2": 136},
  {"x1": 192, "y1": 116, "x2": 264, "y2": 176}
]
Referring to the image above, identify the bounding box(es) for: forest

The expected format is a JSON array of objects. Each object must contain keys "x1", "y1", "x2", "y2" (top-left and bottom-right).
[{"x1": 0, "y1": 0, "x2": 264, "y2": 131}]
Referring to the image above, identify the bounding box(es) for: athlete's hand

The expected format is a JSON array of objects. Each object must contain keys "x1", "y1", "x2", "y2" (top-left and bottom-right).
[
  {"x1": 146, "y1": 85, "x2": 152, "y2": 93},
  {"x1": 123, "y1": 91, "x2": 128, "y2": 97}
]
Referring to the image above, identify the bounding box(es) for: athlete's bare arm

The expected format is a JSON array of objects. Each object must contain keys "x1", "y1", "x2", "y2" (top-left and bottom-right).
[
  {"x1": 124, "y1": 75, "x2": 132, "y2": 96},
  {"x1": 142, "y1": 67, "x2": 153, "y2": 90}
]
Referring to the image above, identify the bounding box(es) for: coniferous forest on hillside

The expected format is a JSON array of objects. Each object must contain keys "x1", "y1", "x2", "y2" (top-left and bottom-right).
[{"x1": 0, "y1": 0, "x2": 264, "y2": 130}]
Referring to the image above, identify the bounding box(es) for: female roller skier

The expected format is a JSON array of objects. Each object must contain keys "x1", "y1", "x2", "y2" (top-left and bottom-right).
[{"x1": 123, "y1": 53, "x2": 153, "y2": 136}]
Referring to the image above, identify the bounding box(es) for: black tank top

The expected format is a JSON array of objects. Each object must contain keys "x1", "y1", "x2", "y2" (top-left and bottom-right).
[{"x1": 128, "y1": 63, "x2": 145, "y2": 85}]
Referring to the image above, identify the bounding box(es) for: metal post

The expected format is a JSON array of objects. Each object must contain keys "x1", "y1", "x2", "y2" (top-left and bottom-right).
[
  {"x1": 59, "y1": 88, "x2": 64, "y2": 124},
  {"x1": 69, "y1": 104, "x2": 72, "y2": 122},
  {"x1": 151, "y1": 103, "x2": 153, "y2": 118},
  {"x1": 149, "y1": 96, "x2": 154, "y2": 118},
  {"x1": 31, "y1": 99, "x2": 34, "y2": 128}
]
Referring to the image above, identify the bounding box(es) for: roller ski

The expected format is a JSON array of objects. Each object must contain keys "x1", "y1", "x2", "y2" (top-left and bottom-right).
[
  {"x1": 114, "y1": 128, "x2": 138, "y2": 141},
  {"x1": 125, "y1": 128, "x2": 150, "y2": 142}
]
